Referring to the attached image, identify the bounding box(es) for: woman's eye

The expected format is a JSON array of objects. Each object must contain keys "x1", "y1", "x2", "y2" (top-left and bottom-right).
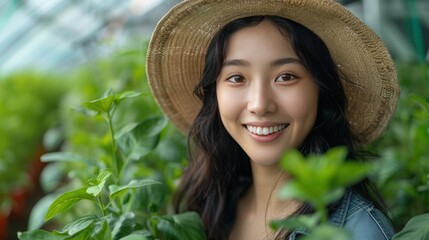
[
  {"x1": 275, "y1": 73, "x2": 296, "y2": 82},
  {"x1": 227, "y1": 75, "x2": 245, "y2": 83}
]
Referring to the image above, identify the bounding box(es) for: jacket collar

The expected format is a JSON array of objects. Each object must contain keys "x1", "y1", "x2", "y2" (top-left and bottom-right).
[{"x1": 288, "y1": 190, "x2": 353, "y2": 239}]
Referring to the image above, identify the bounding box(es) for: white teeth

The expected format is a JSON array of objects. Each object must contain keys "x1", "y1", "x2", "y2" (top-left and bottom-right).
[
  {"x1": 246, "y1": 124, "x2": 287, "y2": 136},
  {"x1": 263, "y1": 127, "x2": 269, "y2": 135}
]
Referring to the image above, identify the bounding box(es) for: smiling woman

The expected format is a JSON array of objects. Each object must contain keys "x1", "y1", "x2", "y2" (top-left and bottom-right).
[{"x1": 146, "y1": 1, "x2": 400, "y2": 240}]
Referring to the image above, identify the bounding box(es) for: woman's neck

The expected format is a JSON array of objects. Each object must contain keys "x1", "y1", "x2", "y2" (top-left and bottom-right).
[
  {"x1": 229, "y1": 162, "x2": 302, "y2": 240},
  {"x1": 246, "y1": 162, "x2": 300, "y2": 219}
]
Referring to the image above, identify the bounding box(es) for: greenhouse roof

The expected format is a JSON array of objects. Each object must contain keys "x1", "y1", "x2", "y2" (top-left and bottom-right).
[
  {"x1": 0, "y1": 0, "x2": 427, "y2": 76},
  {"x1": 0, "y1": 0, "x2": 180, "y2": 75}
]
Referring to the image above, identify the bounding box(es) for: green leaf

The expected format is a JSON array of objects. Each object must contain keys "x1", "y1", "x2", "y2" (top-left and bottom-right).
[
  {"x1": 84, "y1": 94, "x2": 116, "y2": 115},
  {"x1": 86, "y1": 169, "x2": 112, "y2": 197},
  {"x1": 117, "y1": 91, "x2": 142, "y2": 101},
  {"x1": 17, "y1": 230, "x2": 67, "y2": 240},
  {"x1": 393, "y1": 213, "x2": 429, "y2": 240},
  {"x1": 119, "y1": 234, "x2": 149, "y2": 240},
  {"x1": 156, "y1": 212, "x2": 206, "y2": 240},
  {"x1": 43, "y1": 127, "x2": 64, "y2": 151},
  {"x1": 270, "y1": 215, "x2": 319, "y2": 231},
  {"x1": 59, "y1": 215, "x2": 98, "y2": 236},
  {"x1": 109, "y1": 179, "x2": 161, "y2": 201},
  {"x1": 63, "y1": 227, "x2": 93, "y2": 240},
  {"x1": 115, "y1": 122, "x2": 138, "y2": 139},
  {"x1": 90, "y1": 219, "x2": 111, "y2": 240},
  {"x1": 28, "y1": 194, "x2": 58, "y2": 230},
  {"x1": 333, "y1": 163, "x2": 370, "y2": 187},
  {"x1": 40, "y1": 163, "x2": 64, "y2": 192},
  {"x1": 111, "y1": 213, "x2": 136, "y2": 240},
  {"x1": 117, "y1": 116, "x2": 167, "y2": 160},
  {"x1": 96, "y1": 169, "x2": 113, "y2": 182},
  {"x1": 137, "y1": 181, "x2": 167, "y2": 213},
  {"x1": 279, "y1": 146, "x2": 368, "y2": 207},
  {"x1": 302, "y1": 224, "x2": 351, "y2": 240},
  {"x1": 324, "y1": 147, "x2": 348, "y2": 164},
  {"x1": 103, "y1": 89, "x2": 115, "y2": 98},
  {"x1": 279, "y1": 181, "x2": 313, "y2": 202},
  {"x1": 73, "y1": 106, "x2": 98, "y2": 117},
  {"x1": 320, "y1": 188, "x2": 345, "y2": 207},
  {"x1": 280, "y1": 150, "x2": 306, "y2": 177},
  {"x1": 45, "y1": 188, "x2": 94, "y2": 221},
  {"x1": 81, "y1": 91, "x2": 141, "y2": 116},
  {"x1": 129, "y1": 116, "x2": 167, "y2": 138},
  {"x1": 41, "y1": 152, "x2": 88, "y2": 163}
]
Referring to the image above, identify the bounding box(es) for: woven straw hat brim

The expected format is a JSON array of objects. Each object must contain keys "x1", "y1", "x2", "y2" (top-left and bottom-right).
[{"x1": 146, "y1": 0, "x2": 400, "y2": 145}]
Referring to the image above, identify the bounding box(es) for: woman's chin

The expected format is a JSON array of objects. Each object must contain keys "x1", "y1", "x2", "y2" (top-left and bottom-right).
[{"x1": 248, "y1": 155, "x2": 282, "y2": 167}]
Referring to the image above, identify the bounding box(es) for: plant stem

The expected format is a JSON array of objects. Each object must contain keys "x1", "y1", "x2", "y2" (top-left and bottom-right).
[
  {"x1": 106, "y1": 111, "x2": 120, "y2": 183},
  {"x1": 317, "y1": 203, "x2": 328, "y2": 224},
  {"x1": 150, "y1": 216, "x2": 160, "y2": 239},
  {"x1": 118, "y1": 156, "x2": 131, "y2": 181},
  {"x1": 125, "y1": 190, "x2": 136, "y2": 213},
  {"x1": 97, "y1": 196, "x2": 107, "y2": 217},
  {"x1": 106, "y1": 111, "x2": 125, "y2": 214}
]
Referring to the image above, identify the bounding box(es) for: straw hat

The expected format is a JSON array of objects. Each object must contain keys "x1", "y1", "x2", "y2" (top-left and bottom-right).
[{"x1": 146, "y1": 0, "x2": 400, "y2": 145}]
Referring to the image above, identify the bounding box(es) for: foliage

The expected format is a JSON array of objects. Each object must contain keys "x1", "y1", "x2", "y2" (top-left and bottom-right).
[
  {"x1": 18, "y1": 90, "x2": 205, "y2": 239},
  {"x1": 270, "y1": 147, "x2": 370, "y2": 239},
  {"x1": 18, "y1": 42, "x2": 204, "y2": 239},
  {"x1": 393, "y1": 213, "x2": 429, "y2": 240},
  {"x1": 0, "y1": 71, "x2": 66, "y2": 212},
  {"x1": 367, "y1": 62, "x2": 429, "y2": 230}
]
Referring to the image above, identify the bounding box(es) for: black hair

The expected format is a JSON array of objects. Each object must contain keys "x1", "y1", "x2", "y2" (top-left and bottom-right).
[{"x1": 174, "y1": 15, "x2": 388, "y2": 240}]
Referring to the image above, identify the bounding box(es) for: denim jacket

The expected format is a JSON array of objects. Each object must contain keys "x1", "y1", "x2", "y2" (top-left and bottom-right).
[{"x1": 288, "y1": 190, "x2": 395, "y2": 240}]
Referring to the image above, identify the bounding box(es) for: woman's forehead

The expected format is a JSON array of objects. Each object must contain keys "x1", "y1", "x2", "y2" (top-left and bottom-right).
[{"x1": 224, "y1": 20, "x2": 298, "y2": 62}]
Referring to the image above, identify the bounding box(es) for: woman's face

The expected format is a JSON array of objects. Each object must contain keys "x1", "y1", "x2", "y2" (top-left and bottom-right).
[{"x1": 216, "y1": 20, "x2": 319, "y2": 166}]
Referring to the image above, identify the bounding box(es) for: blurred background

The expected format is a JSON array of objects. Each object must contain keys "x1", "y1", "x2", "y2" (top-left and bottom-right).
[{"x1": 0, "y1": 0, "x2": 428, "y2": 239}]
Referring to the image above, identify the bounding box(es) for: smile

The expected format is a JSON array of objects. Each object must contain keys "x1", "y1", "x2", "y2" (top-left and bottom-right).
[{"x1": 245, "y1": 124, "x2": 288, "y2": 136}]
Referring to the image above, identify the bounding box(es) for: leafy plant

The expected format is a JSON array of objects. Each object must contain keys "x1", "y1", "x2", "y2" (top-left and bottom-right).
[
  {"x1": 18, "y1": 90, "x2": 205, "y2": 240},
  {"x1": 367, "y1": 62, "x2": 429, "y2": 229},
  {"x1": 270, "y1": 147, "x2": 370, "y2": 239},
  {"x1": 390, "y1": 91, "x2": 429, "y2": 239},
  {"x1": 393, "y1": 213, "x2": 429, "y2": 240},
  {"x1": 0, "y1": 71, "x2": 66, "y2": 213}
]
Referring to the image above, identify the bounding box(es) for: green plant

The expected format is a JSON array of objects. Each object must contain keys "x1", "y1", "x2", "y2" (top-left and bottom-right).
[
  {"x1": 0, "y1": 71, "x2": 66, "y2": 213},
  {"x1": 393, "y1": 213, "x2": 429, "y2": 240},
  {"x1": 367, "y1": 62, "x2": 429, "y2": 229},
  {"x1": 390, "y1": 93, "x2": 429, "y2": 239},
  {"x1": 392, "y1": 153, "x2": 429, "y2": 239},
  {"x1": 270, "y1": 147, "x2": 370, "y2": 239},
  {"x1": 18, "y1": 90, "x2": 205, "y2": 239}
]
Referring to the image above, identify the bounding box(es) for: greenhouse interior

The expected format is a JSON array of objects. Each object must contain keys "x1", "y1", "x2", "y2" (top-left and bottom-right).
[{"x1": 0, "y1": 0, "x2": 428, "y2": 239}]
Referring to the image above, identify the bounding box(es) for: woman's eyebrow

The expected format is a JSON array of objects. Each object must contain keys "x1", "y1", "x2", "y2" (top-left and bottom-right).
[
  {"x1": 222, "y1": 59, "x2": 250, "y2": 67},
  {"x1": 270, "y1": 57, "x2": 302, "y2": 67},
  {"x1": 222, "y1": 58, "x2": 302, "y2": 67}
]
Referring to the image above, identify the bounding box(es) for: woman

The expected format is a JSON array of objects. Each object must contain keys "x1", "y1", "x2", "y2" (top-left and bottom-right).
[{"x1": 146, "y1": 1, "x2": 399, "y2": 239}]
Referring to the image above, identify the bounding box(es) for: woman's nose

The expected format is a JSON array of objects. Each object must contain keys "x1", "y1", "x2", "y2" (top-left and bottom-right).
[{"x1": 246, "y1": 82, "x2": 277, "y2": 116}]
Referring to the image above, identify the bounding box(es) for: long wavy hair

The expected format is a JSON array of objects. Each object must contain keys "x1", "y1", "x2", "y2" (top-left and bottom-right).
[{"x1": 174, "y1": 15, "x2": 387, "y2": 240}]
